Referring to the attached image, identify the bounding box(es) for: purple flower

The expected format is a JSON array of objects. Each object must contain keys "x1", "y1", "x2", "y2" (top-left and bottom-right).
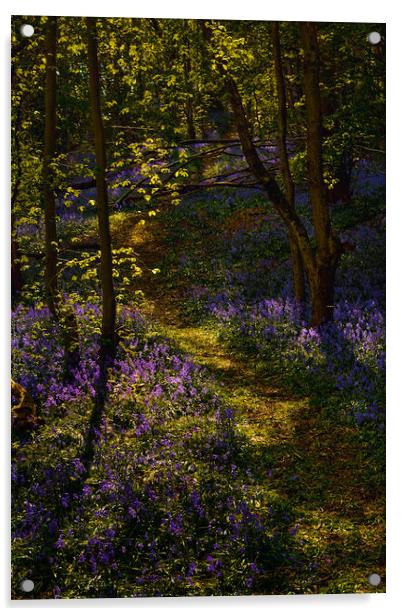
[
  {"x1": 168, "y1": 514, "x2": 183, "y2": 536},
  {"x1": 53, "y1": 585, "x2": 61, "y2": 599}
]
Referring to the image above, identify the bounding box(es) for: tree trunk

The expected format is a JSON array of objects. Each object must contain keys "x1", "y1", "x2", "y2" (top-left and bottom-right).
[
  {"x1": 326, "y1": 148, "x2": 353, "y2": 205},
  {"x1": 43, "y1": 16, "x2": 59, "y2": 316},
  {"x1": 300, "y1": 23, "x2": 331, "y2": 257},
  {"x1": 11, "y1": 33, "x2": 31, "y2": 301},
  {"x1": 289, "y1": 234, "x2": 305, "y2": 303},
  {"x1": 184, "y1": 42, "x2": 196, "y2": 141},
  {"x1": 272, "y1": 22, "x2": 305, "y2": 303},
  {"x1": 310, "y1": 264, "x2": 336, "y2": 325},
  {"x1": 11, "y1": 225, "x2": 22, "y2": 301},
  {"x1": 225, "y1": 75, "x2": 317, "y2": 286},
  {"x1": 185, "y1": 99, "x2": 196, "y2": 141},
  {"x1": 300, "y1": 22, "x2": 340, "y2": 325},
  {"x1": 11, "y1": 379, "x2": 38, "y2": 434},
  {"x1": 43, "y1": 17, "x2": 81, "y2": 374},
  {"x1": 11, "y1": 103, "x2": 23, "y2": 301},
  {"x1": 86, "y1": 17, "x2": 116, "y2": 360}
]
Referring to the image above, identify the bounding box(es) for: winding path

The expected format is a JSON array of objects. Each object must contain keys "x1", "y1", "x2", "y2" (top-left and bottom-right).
[{"x1": 110, "y1": 209, "x2": 385, "y2": 594}]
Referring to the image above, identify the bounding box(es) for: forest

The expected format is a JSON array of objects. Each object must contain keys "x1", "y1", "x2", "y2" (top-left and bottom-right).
[{"x1": 11, "y1": 16, "x2": 385, "y2": 599}]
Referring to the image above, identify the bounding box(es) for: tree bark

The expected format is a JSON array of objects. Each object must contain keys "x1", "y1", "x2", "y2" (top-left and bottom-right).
[
  {"x1": 184, "y1": 38, "x2": 196, "y2": 141},
  {"x1": 326, "y1": 148, "x2": 353, "y2": 205},
  {"x1": 300, "y1": 22, "x2": 340, "y2": 325},
  {"x1": 225, "y1": 76, "x2": 317, "y2": 287},
  {"x1": 185, "y1": 100, "x2": 196, "y2": 141},
  {"x1": 309, "y1": 263, "x2": 337, "y2": 327},
  {"x1": 86, "y1": 17, "x2": 116, "y2": 360},
  {"x1": 11, "y1": 101, "x2": 23, "y2": 301},
  {"x1": 300, "y1": 23, "x2": 330, "y2": 255},
  {"x1": 271, "y1": 22, "x2": 305, "y2": 303},
  {"x1": 43, "y1": 16, "x2": 59, "y2": 316},
  {"x1": 289, "y1": 235, "x2": 305, "y2": 303},
  {"x1": 11, "y1": 225, "x2": 22, "y2": 301},
  {"x1": 43, "y1": 17, "x2": 81, "y2": 374}
]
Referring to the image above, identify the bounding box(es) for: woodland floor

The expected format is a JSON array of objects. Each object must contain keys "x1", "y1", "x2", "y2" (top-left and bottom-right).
[{"x1": 107, "y1": 209, "x2": 385, "y2": 594}]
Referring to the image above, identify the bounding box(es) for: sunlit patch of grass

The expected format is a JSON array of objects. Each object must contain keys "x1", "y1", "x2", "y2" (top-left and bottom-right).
[{"x1": 236, "y1": 396, "x2": 385, "y2": 594}]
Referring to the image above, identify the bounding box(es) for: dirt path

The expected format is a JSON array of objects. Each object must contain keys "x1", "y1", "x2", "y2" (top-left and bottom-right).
[{"x1": 110, "y1": 210, "x2": 385, "y2": 594}]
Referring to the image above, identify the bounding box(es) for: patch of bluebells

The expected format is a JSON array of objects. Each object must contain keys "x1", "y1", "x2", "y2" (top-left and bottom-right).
[
  {"x1": 11, "y1": 301, "x2": 295, "y2": 598},
  {"x1": 230, "y1": 296, "x2": 385, "y2": 426},
  {"x1": 110, "y1": 339, "x2": 222, "y2": 431},
  {"x1": 12, "y1": 302, "x2": 102, "y2": 411}
]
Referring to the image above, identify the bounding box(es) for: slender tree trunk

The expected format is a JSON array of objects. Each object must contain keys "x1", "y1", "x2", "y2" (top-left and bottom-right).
[
  {"x1": 184, "y1": 44, "x2": 196, "y2": 140},
  {"x1": 43, "y1": 16, "x2": 59, "y2": 316},
  {"x1": 11, "y1": 102, "x2": 23, "y2": 301},
  {"x1": 43, "y1": 17, "x2": 80, "y2": 376},
  {"x1": 300, "y1": 23, "x2": 330, "y2": 255},
  {"x1": 185, "y1": 100, "x2": 196, "y2": 141},
  {"x1": 300, "y1": 22, "x2": 340, "y2": 325},
  {"x1": 11, "y1": 224, "x2": 22, "y2": 301},
  {"x1": 86, "y1": 17, "x2": 116, "y2": 360},
  {"x1": 289, "y1": 235, "x2": 305, "y2": 303},
  {"x1": 272, "y1": 22, "x2": 305, "y2": 303},
  {"x1": 225, "y1": 75, "x2": 317, "y2": 286},
  {"x1": 253, "y1": 92, "x2": 263, "y2": 140},
  {"x1": 11, "y1": 29, "x2": 34, "y2": 301},
  {"x1": 326, "y1": 148, "x2": 353, "y2": 205}
]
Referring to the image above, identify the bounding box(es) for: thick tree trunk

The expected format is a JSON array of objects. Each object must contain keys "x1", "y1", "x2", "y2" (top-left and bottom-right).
[
  {"x1": 86, "y1": 17, "x2": 116, "y2": 360},
  {"x1": 43, "y1": 16, "x2": 59, "y2": 316},
  {"x1": 300, "y1": 23, "x2": 330, "y2": 254},
  {"x1": 300, "y1": 22, "x2": 340, "y2": 325},
  {"x1": 310, "y1": 265, "x2": 336, "y2": 325},
  {"x1": 271, "y1": 22, "x2": 305, "y2": 303}
]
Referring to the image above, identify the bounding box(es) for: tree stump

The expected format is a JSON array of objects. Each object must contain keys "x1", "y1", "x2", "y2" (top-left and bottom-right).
[{"x1": 11, "y1": 380, "x2": 38, "y2": 433}]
